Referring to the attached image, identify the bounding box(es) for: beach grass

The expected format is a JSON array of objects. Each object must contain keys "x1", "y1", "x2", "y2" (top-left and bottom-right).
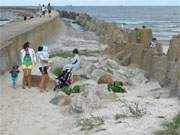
[
  {"x1": 155, "y1": 113, "x2": 180, "y2": 135},
  {"x1": 53, "y1": 67, "x2": 62, "y2": 76},
  {"x1": 50, "y1": 52, "x2": 72, "y2": 58},
  {"x1": 77, "y1": 115, "x2": 104, "y2": 131},
  {"x1": 49, "y1": 50, "x2": 100, "y2": 58}
]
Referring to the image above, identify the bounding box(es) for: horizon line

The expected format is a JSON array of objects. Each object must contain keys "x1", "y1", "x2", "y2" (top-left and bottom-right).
[{"x1": 0, "y1": 5, "x2": 180, "y2": 7}]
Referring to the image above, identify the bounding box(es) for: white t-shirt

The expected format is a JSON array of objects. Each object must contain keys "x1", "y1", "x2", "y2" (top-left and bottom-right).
[
  {"x1": 71, "y1": 54, "x2": 80, "y2": 71},
  {"x1": 150, "y1": 41, "x2": 157, "y2": 48},
  {"x1": 36, "y1": 51, "x2": 48, "y2": 67},
  {"x1": 42, "y1": 6, "x2": 46, "y2": 12}
]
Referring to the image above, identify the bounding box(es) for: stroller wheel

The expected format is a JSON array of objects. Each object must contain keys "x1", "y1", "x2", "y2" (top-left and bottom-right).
[
  {"x1": 54, "y1": 85, "x2": 59, "y2": 91},
  {"x1": 54, "y1": 84, "x2": 63, "y2": 91}
]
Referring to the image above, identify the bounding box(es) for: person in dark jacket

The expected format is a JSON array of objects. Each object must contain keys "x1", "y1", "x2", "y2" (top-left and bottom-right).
[
  {"x1": 47, "y1": 3, "x2": 52, "y2": 17},
  {"x1": 9, "y1": 65, "x2": 20, "y2": 89}
]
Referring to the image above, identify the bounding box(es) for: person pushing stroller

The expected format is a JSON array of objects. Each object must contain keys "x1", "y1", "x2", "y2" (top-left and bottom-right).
[{"x1": 54, "y1": 49, "x2": 81, "y2": 91}]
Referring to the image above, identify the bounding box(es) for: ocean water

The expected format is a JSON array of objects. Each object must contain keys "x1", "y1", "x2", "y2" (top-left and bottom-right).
[
  {"x1": 55, "y1": 6, "x2": 180, "y2": 41},
  {"x1": 0, "y1": 12, "x2": 18, "y2": 26}
]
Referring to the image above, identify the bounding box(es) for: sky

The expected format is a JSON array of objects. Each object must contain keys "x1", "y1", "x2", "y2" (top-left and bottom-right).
[{"x1": 0, "y1": 0, "x2": 180, "y2": 6}]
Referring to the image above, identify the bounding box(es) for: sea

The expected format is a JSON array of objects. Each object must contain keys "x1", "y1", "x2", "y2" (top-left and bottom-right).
[
  {"x1": 0, "y1": 12, "x2": 18, "y2": 26},
  {"x1": 55, "y1": 6, "x2": 180, "y2": 41},
  {"x1": 1, "y1": 6, "x2": 180, "y2": 42}
]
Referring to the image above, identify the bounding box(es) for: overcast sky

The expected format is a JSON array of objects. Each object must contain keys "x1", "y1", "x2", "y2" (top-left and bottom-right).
[{"x1": 0, "y1": 0, "x2": 180, "y2": 6}]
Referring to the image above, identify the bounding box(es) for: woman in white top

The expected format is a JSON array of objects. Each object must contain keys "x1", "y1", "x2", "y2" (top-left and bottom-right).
[
  {"x1": 36, "y1": 46, "x2": 49, "y2": 92},
  {"x1": 70, "y1": 49, "x2": 81, "y2": 83},
  {"x1": 20, "y1": 42, "x2": 36, "y2": 89},
  {"x1": 71, "y1": 48, "x2": 81, "y2": 71}
]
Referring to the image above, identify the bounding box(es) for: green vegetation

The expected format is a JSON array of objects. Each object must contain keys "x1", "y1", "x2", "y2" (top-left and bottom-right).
[
  {"x1": 79, "y1": 50, "x2": 100, "y2": 56},
  {"x1": 108, "y1": 81, "x2": 126, "y2": 93},
  {"x1": 155, "y1": 113, "x2": 180, "y2": 135},
  {"x1": 73, "y1": 85, "x2": 81, "y2": 93},
  {"x1": 63, "y1": 85, "x2": 81, "y2": 95},
  {"x1": 53, "y1": 67, "x2": 62, "y2": 76},
  {"x1": 77, "y1": 115, "x2": 104, "y2": 131},
  {"x1": 50, "y1": 52, "x2": 72, "y2": 58},
  {"x1": 49, "y1": 50, "x2": 100, "y2": 58}
]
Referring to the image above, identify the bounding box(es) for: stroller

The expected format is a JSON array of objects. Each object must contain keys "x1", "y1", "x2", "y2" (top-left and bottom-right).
[{"x1": 54, "y1": 64, "x2": 73, "y2": 91}]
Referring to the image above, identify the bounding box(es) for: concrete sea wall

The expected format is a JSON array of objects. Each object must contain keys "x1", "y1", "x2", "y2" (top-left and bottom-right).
[{"x1": 0, "y1": 11, "x2": 60, "y2": 74}]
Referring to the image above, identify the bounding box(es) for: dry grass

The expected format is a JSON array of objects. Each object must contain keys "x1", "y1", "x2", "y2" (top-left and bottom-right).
[
  {"x1": 116, "y1": 100, "x2": 146, "y2": 119},
  {"x1": 154, "y1": 113, "x2": 180, "y2": 135},
  {"x1": 77, "y1": 115, "x2": 104, "y2": 131}
]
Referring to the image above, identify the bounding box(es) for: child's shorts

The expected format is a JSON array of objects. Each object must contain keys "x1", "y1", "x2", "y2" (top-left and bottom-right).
[
  {"x1": 39, "y1": 66, "x2": 48, "y2": 74},
  {"x1": 22, "y1": 64, "x2": 33, "y2": 69}
]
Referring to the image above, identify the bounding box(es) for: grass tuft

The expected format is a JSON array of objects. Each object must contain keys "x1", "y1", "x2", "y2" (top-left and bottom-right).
[
  {"x1": 53, "y1": 67, "x2": 62, "y2": 76},
  {"x1": 116, "y1": 100, "x2": 146, "y2": 119},
  {"x1": 77, "y1": 115, "x2": 104, "y2": 131},
  {"x1": 155, "y1": 113, "x2": 180, "y2": 135},
  {"x1": 50, "y1": 52, "x2": 72, "y2": 58},
  {"x1": 49, "y1": 50, "x2": 100, "y2": 58}
]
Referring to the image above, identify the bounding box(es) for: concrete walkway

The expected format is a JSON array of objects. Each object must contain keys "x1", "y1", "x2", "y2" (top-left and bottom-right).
[{"x1": 0, "y1": 11, "x2": 59, "y2": 43}]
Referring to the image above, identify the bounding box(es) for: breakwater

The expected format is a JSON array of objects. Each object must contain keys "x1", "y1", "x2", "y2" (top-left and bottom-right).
[
  {"x1": 58, "y1": 10, "x2": 180, "y2": 98},
  {"x1": 0, "y1": 10, "x2": 60, "y2": 74}
]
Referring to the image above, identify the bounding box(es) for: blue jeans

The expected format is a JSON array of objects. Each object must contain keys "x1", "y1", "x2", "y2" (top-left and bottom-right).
[{"x1": 11, "y1": 76, "x2": 18, "y2": 88}]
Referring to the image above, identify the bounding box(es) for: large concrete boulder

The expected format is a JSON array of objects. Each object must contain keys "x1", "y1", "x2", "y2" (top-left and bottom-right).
[
  {"x1": 115, "y1": 42, "x2": 132, "y2": 66},
  {"x1": 167, "y1": 35, "x2": 180, "y2": 61},
  {"x1": 156, "y1": 43, "x2": 163, "y2": 55},
  {"x1": 50, "y1": 95, "x2": 72, "y2": 106},
  {"x1": 91, "y1": 68, "x2": 106, "y2": 79},
  {"x1": 120, "y1": 53, "x2": 131, "y2": 66},
  {"x1": 106, "y1": 58, "x2": 120, "y2": 69},
  {"x1": 69, "y1": 85, "x2": 103, "y2": 113},
  {"x1": 55, "y1": 84, "x2": 119, "y2": 114},
  {"x1": 167, "y1": 61, "x2": 180, "y2": 98},
  {"x1": 114, "y1": 50, "x2": 126, "y2": 62},
  {"x1": 130, "y1": 44, "x2": 144, "y2": 66},
  {"x1": 140, "y1": 28, "x2": 152, "y2": 48},
  {"x1": 141, "y1": 48, "x2": 160, "y2": 72},
  {"x1": 111, "y1": 30, "x2": 125, "y2": 44},
  {"x1": 141, "y1": 48, "x2": 154, "y2": 72},
  {"x1": 98, "y1": 73, "x2": 113, "y2": 84},
  {"x1": 104, "y1": 43, "x2": 123, "y2": 55},
  {"x1": 151, "y1": 55, "x2": 168, "y2": 86},
  {"x1": 129, "y1": 31, "x2": 137, "y2": 43}
]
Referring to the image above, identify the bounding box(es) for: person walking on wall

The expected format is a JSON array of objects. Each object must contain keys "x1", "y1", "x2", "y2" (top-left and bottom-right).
[
  {"x1": 20, "y1": 42, "x2": 36, "y2": 89},
  {"x1": 47, "y1": 3, "x2": 52, "y2": 17},
  {"x1": 42, "y1": 4, "x2": 46, "y2": 16}
]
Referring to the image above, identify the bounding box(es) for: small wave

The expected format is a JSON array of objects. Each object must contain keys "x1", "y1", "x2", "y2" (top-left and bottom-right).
[
  {"x1": 116, "y1": 20, "x2": 145, "y2": 25},
  {"x1": 0, "y1": 21, "x2": 10, "y2": 26}
]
